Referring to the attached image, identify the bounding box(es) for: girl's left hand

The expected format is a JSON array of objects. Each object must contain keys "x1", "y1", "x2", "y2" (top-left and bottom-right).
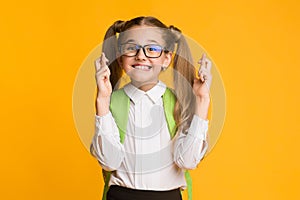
[{"x1": 193, "y1": 54, "x2": 212, "y2": 100}]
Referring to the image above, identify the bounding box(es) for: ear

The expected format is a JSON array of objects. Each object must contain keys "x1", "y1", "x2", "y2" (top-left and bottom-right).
[{"x1": 162, "y1": 52, "x2": 172, "y2": 68}]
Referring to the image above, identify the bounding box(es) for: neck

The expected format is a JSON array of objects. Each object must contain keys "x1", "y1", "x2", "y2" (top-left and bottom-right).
[{"x1": 131, "y1": 80, "x2": 159, "y2": 91}]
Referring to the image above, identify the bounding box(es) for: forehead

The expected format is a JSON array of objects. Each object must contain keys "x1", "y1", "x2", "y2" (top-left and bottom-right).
[{"x1": 120, "y1": 26, "x2": 165, "y2": 44}]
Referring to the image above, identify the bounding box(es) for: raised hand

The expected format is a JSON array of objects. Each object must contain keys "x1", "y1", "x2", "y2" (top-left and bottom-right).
[
  {"x1": 95, "y1": 53, "x2": 112, "y2": 116},
  {"x1": 193, "y1": 53, "x2": 212, "y2": 119},
  {"x1": 95, "y1": 52, "x2": 112, "y2": 98},
  {"x1": 193, "y1": 53, "x2": 212, "y2": 100}
]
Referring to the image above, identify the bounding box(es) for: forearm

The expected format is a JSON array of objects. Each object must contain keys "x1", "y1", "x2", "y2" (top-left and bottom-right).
[
  {"x1": 174, "y1": 115, "x2": 208, "y2": 169},
  {"x1": 92, "y1": 113, "x2": 124, "y2": 171},
  {"x1": 96, "y1": 95, "x2": 110, "y2": 116},
  {"x1": 195, "y1": 96, "x2": 210, "y2": 120}
]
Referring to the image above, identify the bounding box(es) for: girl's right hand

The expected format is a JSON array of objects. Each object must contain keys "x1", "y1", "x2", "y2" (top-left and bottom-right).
[{"x1": 95, "y1": 53, "x2": 112, "y2": 98}]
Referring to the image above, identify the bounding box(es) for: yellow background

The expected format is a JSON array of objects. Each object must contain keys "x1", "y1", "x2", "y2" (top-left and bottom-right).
[{"x1": 1, "y1": 0, "x2": 299, "y2": 199}]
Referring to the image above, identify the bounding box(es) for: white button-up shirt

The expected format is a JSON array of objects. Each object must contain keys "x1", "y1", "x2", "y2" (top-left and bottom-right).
[{"x1": 92, "y1": 81, "x2": 208, "y2": 191}]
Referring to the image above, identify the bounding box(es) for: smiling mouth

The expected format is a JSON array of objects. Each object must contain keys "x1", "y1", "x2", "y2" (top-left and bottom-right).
[{"x1": 132, "y1": 65, "x2": 152, "y2": 70}]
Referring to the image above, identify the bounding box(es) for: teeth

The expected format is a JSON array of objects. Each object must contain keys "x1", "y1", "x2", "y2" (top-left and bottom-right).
[{"x1": 133, "y1": 65, "x2": 151, "y2": 70}]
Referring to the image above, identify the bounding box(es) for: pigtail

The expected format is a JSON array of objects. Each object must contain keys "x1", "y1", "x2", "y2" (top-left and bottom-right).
[
  {"x1": 90, "y1": 21, "x2": 125, "y2": 157},
  {"x1": 170, "y1": 26, "x2": 196, "y2": 133},
  {"x1": 102, "y1": 20, "x2": 125, "y2": 89}
]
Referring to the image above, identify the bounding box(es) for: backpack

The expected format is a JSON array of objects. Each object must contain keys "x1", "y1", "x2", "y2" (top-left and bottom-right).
[{"x1": 101, "y1": 88, "x2": 192, "y2": 200}]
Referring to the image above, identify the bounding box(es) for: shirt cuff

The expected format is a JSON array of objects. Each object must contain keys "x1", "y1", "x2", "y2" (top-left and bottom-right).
[{"x1": 188, "y1": 115, "x2": 209, "y2": 140}]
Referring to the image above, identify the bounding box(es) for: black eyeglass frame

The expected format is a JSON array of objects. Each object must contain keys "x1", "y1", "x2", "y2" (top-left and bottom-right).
[{"x1": 118, "y1": 43, "x2": 169, "y2": 58}]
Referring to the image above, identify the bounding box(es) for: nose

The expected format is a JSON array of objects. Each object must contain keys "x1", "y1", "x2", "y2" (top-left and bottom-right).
[{"x1": 135, "y1": 48, "x2": 147, "y2": 60}]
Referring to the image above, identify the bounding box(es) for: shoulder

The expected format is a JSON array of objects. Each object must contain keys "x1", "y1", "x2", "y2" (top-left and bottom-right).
[
  {"x1": 110, "y1": 88, "x2": 130, "y2": 112},
  {"x1": 110, "y1": 88, "x2": 127, "y2": 108},
  {"x1": 111, "y1": 88, "x2": 126, "y2": 98},
  {"x1": 164, "y1": 87, "x2": 176, "y2": 99},
  {"x1": 165, "y1": 87, "x2": 175, "y2": 94}
]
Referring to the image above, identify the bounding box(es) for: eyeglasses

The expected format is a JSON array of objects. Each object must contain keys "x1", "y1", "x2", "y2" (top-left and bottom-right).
[{"x1": 119, "y1": 43, "x2": 165, "y2": 58}]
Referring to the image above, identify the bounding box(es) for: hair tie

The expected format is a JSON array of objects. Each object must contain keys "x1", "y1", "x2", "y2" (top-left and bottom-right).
[
  {"x1": 113, "y1": 20, "x2": 125, "y2": 33},
  {"x1": 169, "y1": 25, "x2": 182, "y2": 43}
]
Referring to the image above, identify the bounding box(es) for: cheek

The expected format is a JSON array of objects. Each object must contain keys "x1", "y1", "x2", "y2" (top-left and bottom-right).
[
  {"x1": 150, "y1": 58, "x2": 165, "y2": 67},
  {"x1": 123, "y1": 66, "x2": 132, "y2": 73},
  {"x1": 119, "y1": 57, "x2": 132, "y2": 72}
]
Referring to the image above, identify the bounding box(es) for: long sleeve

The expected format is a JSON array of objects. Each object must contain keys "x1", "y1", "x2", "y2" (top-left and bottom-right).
[
  {"x1": 91, "y1": 112, "x2": 125, "y2": 171},
  {"x1": 173, "y1": 115, "x2": 209, "y2": 170}
]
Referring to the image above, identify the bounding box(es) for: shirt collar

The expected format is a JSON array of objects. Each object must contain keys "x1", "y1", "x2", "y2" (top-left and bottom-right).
[{"x1": 123, "y1": 81, "x2": 166, "y2": 104}]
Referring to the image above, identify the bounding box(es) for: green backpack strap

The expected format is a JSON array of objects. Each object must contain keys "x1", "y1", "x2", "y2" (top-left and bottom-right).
[
  {"x1": 162, "y1": 88, "x2": 177, "y2": 138},
  {"x1": 102, "y1": 87, "x2": 193, "y2": 200},
  {"x1": 110, "y1": 89, "x2": 130, "y2": 143},
  {"x1": 101, "y1": 89, "x2": 130, "y2": 200},
  {"x1": 101, "y1": 170, "x2": 111, "y2": 200},
  {"x1": 185, "y1": 171, "x2": 192, "y2": 200},
  {"x1": 163, "y1": 88, "x2": 193, "y2": 200}
]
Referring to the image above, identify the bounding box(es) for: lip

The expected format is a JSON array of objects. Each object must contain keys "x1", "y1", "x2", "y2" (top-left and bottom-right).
[{"x1": 131, "y1": 64, "x2": 152, "y2": 71}]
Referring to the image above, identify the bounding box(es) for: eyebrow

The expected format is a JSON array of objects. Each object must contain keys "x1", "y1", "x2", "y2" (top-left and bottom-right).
[
  {"x1": 147, "y1": 39, "x2": 159, "y2": 44},
  {"x1": 123, "y1": 39, "x2": 160, "y2": 44},
  {"x1": 124, "y1": 39, "x2": 135, "y2": 43}
]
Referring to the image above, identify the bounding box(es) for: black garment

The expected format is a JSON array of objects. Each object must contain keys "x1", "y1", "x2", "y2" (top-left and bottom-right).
[{"x1": 107, "y1": 185, "x2": 182, "y2": 200}]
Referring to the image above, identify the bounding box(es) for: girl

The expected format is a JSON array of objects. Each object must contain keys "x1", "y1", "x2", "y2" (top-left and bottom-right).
[{"x1": 91, "y1": 16, "x2": 212, "y2": 200}]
